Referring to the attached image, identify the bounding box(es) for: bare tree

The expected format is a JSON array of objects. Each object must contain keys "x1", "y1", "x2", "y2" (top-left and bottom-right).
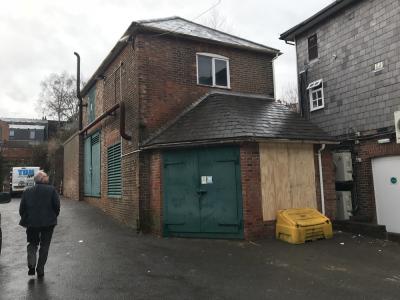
[
  {"x1": 201, "y1": 9, "x2": 234, "y2": 34},
  {"x1": 278, "y1": 82, "x2": 299, "y2": 112},
  {"x1": 37, "y1": 72, "x2": 80, "y2": 122}
]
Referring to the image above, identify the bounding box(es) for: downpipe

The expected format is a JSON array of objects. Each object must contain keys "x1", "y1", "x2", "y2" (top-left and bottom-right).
[{"x1": 318, "y1": 144, "x2": 326, "y2": 215}]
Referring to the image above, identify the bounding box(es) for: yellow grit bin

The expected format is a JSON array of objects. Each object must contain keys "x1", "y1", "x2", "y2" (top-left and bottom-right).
[{"x1": 276, "y1": 208, "x2": 333, "y2": 244}]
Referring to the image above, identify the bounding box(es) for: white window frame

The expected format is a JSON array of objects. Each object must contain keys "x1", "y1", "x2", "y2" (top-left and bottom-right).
[
  {"x1": 307, "y1": 79, "x2": 324, "y2": 112},
  {"x1": 30, "y1": 130, "x2": 35, "y2": 139},
  {"x1": 9, "y1": 129, "x2": 14, "y2": 137},
  {"x1": 196, "y1": 53, "x2": 230, "y2": 89}
]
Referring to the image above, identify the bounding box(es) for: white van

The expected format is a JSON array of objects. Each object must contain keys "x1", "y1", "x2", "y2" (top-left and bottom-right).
[{"x1": 10, "y1": 167, "x2": 40, "y2": 194}]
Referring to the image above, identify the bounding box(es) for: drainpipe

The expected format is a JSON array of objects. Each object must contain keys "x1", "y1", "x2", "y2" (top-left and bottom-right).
[
  {"x1": 318, "y1": 144, "x2": 326, "y2": 215},
  {"x1": 74, "y1": 52, "x2": 83, "y2": 131}
]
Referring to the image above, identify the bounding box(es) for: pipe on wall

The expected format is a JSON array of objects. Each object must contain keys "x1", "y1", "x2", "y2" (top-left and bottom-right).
[
  {"x1": 74, "y1": 52, "x2": 83, "y2": 131},
  {"x1": 318, "y1": 144, "x2": 326, "y2": 215}
]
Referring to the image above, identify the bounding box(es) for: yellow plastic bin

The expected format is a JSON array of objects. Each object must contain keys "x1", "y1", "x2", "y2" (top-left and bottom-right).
[{"x1": 276, "y1": 208, "x2": 333, "y2": 244}]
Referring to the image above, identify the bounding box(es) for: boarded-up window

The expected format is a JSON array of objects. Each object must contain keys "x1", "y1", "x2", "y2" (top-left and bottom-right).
[{"x1": 259, "y1": 143, "x2": 317, "y2": 221}]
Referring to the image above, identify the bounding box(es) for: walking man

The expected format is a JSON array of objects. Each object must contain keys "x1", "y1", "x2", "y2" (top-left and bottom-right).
[{"x1": 19, "y1": 171, "x2": 60, "y2": 277}]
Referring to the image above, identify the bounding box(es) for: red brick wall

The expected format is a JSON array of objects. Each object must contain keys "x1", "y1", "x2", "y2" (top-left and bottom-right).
[
  {"x1": 314, "y1": 145, "x2": 337, "y2": 220},
  {"x1": 354, "y1": 139, "x2": 400, "y2": 221},
  {"x1": 63, "y1": 133, "x2": 80, "y2": 200},
  {"x1": 136, "y1": 33, "x2": 275, "y2": 140},
  {"x1": 0, "y1": 121, "x2": 9, "y2": 143},
  {"x1": 240, "y1": 143, "x2": 274, "y2": 239},
  {"x1": 81, "y1": 42, "x2": 141, "y2": 229}
]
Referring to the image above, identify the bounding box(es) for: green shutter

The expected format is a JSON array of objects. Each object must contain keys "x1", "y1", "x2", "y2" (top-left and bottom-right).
[
  {"x1": 107, "y1": 143, "x2": 121, "y2": 196},
  {"x1": 84, "y1": 137, "x2": 92, "y2": 195},
  {"x1": 91, "y1": 133, "x2": 101, "y2": 196},
  {"x1": 88, "y1": 87, "x2": 96, "y2": 123}
]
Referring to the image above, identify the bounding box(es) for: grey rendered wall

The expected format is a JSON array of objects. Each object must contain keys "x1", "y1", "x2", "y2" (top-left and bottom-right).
[{"x1": 295, "y1": 0, "x2": 400, "y2": 137}]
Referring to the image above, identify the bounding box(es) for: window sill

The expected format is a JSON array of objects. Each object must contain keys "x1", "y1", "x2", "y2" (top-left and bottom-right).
[
  {"x1": 310, "y1": 106, "x2": 324, "y2": 112},
  {"x1": 308, "y1": 58, "x2": 319, "y2": 65},
  {"x1": 108, "y1": 194, "x2": 122, "y2": 199},
  {"x1": 197, "y1": 83, "x2": 231, "y2": 90}
]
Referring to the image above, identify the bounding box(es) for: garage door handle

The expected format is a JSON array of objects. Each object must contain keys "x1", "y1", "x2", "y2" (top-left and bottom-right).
[{"x1": 218, "y1": 223, "x2": 240, "y2": 227}]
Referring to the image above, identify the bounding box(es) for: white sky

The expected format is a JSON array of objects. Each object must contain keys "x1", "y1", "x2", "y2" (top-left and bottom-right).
[{"x1": 0, "y1": 0, "x2": 332, "y2": 119}]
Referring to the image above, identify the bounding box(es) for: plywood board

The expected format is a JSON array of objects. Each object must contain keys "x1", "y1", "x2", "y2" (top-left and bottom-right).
[
  {"x1": 260, "y1": 142, "x2": 317, "y2": 221},
  {"x1": 288, "y1": 144, "x2": 317, "y2": 209}
]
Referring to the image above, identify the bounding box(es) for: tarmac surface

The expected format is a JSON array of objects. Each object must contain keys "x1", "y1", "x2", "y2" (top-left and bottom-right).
[{"x1": 1, "y1": 197, "x2": 400, "y2": 300}]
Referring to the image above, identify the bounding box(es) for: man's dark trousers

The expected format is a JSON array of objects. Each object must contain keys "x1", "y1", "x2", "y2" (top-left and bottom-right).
[{"x1": 27, "y1": 226, "x2": 55, "y2": 273}]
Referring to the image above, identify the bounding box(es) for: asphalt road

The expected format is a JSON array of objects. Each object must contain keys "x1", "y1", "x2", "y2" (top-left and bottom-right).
[{"x1": 1, "y1": 198, "x2": 400, "y2": 300}]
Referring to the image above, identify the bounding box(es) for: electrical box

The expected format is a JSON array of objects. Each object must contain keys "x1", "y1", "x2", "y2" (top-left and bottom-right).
[
  {"x1": 395, "y1": 111, "x2": 400, "y2": 144},
  {"x1": 336, "y1": 191, "x2": 352, "y2": 220},
  {"x1": 333, "y1": 152, "x2": 353, "y2": 182}
]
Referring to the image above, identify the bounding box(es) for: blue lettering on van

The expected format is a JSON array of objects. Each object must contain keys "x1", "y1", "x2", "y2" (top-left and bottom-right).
[{"x1": 17, "y1": 169, "x2": 34, "y2": 176}]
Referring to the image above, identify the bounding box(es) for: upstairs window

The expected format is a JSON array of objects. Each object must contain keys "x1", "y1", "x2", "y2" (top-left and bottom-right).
[
  {"x1": 197, "y1": 53, "x2": 230, "y2": 88},
  {"x1": 87, "y1": 86, "x2": 96, "y2": 124},
  {"x1": 307, "y1": 79, "x2": 324, "y2": 111},
  {"x1": 30, "y1": 130, "x2": 35, "y2": 139},
  {"x1": 308, "y1": 34, "x2": 318, "y2": 61},
  {"x1": 9, "y1": 129, "x2": 14, "y2": 137}
]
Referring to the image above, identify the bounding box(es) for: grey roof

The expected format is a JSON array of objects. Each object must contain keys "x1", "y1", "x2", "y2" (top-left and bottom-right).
[
  {"x1": 0, "y1": 118, "x2": 48, "y2": 124},
  {"x1": 138, "y1": 17, "x2": 280, "y2": 54},
  {"x1": 143, "y1": 92, "x2": 335, "y2": 148},
  {"x1": 280, "y1": 0, "x2": 360, "y2": 42},
  {"x1": 81, "y1": 16, "x2": 280, "y2": 96}
]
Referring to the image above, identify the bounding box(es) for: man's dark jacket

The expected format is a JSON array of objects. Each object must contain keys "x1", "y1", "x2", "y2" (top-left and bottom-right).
[{"x1": 19, "y1": 183, "x2": 60, "y2": 228}]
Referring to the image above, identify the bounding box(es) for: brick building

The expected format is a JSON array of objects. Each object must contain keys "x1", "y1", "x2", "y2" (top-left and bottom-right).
[
  {"x1": 280, "y1": 0, "x2": 400, "y2": 235},
  {"x1": 64, "y1": 17, "x2": 336, "y2": 239}
]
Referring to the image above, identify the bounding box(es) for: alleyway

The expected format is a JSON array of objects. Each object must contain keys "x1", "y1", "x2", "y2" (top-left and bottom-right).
[{"x1": 1, "y1": 198, "x2": 400, "y2": 300}]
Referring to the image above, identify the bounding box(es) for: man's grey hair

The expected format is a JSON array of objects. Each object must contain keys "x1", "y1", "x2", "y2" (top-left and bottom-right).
[{"x1": 34, "y1": 171, "x2": 48, "y2": 183}]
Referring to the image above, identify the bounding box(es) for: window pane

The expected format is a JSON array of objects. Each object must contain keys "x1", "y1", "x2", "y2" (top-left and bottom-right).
[
  {"x1": 312, "y1": 92, "x2": 317, "y2": 100},
  {"x1": 318, "y1": 99, "x2": 323, "y2": 106},
  {"x1": 317, "y1": 90, "x2": 322, "y2": 98},
  {"x1": 308, "y1": 34, "x2": 318, "y2": 60},
  {"x1": 30, "y1": 130, "x2": 35, "y2": 139},
  {"x1": 215, "y1": 59, "x2": 228, "y2": 87},
  {"x1": 198, "y1": 56, "x2": 213, "y2": 85}
]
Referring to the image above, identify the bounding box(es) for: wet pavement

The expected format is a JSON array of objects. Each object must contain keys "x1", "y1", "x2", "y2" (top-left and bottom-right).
[{"x1": 1, "y1": 198, "x2": 400, "y2": 300}]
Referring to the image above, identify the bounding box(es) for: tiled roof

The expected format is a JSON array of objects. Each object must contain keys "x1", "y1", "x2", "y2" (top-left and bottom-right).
[
  {"x1": 138, "y1": 17, "x2": 280, "y2": 54},
  {"x1": 143, "y1": 92, "x2": 335, "y2": 148}
]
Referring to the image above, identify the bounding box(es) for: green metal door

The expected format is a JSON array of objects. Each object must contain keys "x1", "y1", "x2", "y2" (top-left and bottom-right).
[
  {"x1": 163, "y1": 146, "x2": 243, "y2": 238},
  {"x1": 91, "y1": 133, "x2": 101, "y2": 196},
  {"x1": 198, "y1": 147, "x2": 242, "y2": 234},
  {"x1": 163, "y1": 150, "x2": 200, "y2": 233}
]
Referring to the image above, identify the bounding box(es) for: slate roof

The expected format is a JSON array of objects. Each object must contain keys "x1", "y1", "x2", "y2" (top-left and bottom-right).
[
  {"x1": 138, "y1": 17, "x2": 280, "y2": 54},
  {"x1": 143, "y1": 92, "x2": 335, "y2": 148},
  {"x1": 81, "y1": 17, "x2": 280, "y2": 96}
]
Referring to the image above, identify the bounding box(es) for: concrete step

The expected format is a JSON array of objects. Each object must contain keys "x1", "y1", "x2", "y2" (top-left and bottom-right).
[{"x1": 333, "y1": 220, "x2": 387, "y2": 239}]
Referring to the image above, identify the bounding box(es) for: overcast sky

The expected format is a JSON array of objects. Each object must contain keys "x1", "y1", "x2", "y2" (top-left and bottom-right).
[{"x1": 0, "y1": 0, "x2": 332, "y2": 119}]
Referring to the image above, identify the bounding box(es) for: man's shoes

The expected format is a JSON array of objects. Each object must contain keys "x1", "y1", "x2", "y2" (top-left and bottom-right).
[
  {"x1": 28, "y1": 268, "x2": 35, "y2": 276},
  {"x1": 36, "y1": 269, "x2": 44, "y2": 278}
]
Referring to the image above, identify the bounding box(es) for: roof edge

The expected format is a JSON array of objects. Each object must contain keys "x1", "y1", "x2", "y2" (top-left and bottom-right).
[
  {"x1": 280, "y1": 0, "x2": 360, "y2": 42},
  {"x1": 142, "y1": 136, "x2": 338, "y2": 150}
]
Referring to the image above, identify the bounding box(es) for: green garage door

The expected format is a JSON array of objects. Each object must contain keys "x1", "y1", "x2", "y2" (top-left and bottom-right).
[{"x1": 163, "y1": 146, "x2": 243, "y2": 238}]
